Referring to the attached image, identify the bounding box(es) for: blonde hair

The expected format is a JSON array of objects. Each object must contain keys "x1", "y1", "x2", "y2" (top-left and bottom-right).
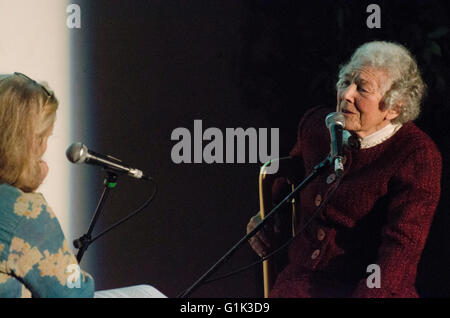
[
  {"x1": 337, "y1": 41, "x2": 426, "y2": 124},
  {"x1": 0, "y1": 73, "x2": 58, "y2": 192}
]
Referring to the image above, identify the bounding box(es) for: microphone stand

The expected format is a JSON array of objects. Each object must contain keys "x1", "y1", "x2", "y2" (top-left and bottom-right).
[
  {"x1": 74, "y1": 171, "x2": 118, "y2": 263},
  {"x1": 178, "y1": 155, "x2": 332, "y2": 298}
]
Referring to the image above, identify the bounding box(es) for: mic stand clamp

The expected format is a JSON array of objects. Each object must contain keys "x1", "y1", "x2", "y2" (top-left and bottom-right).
[
  {"x1": 74, "y1": 171, "x2": 118, "y2": 263},
  {"x1": 73, "y1": 234, "x2": 91, "y2": 249}
]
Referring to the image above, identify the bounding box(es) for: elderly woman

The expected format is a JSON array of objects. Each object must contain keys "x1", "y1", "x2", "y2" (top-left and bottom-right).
[
  {"x1": 0, "y1": 73, "x2": 94, "y2": 297},
  {"x1": 248, "y1": 41, "x2": 442, "y2": 297}
]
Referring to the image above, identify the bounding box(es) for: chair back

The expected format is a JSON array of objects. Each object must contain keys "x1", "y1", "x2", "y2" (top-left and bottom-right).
[{"x1": 259, "y1": 156, "x2": 303, "y2": 297}]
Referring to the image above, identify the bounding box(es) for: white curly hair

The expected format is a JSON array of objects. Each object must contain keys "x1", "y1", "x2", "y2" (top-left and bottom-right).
[{"x1": 337, "y1": 41, "x2": 426, "y2": 124}]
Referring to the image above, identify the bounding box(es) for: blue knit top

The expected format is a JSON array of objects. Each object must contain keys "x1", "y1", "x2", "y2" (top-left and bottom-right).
[{"x1": 0, "y1": 184, "x2": 94, "y2": 297}]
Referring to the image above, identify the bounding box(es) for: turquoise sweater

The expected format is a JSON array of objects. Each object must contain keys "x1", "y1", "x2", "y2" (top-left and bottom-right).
[{"x1": 0, "y1": 184, "x2": 94, "y2": 297}]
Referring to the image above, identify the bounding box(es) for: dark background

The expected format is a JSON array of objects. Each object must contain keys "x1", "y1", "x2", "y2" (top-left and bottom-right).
[{"x1": 70, "y1": 0, "x2": 450, "y2": 297}]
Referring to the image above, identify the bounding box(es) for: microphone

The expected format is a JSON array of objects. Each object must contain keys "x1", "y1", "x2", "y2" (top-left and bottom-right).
[
  {"x1": 325, "y1": 112, "x2": 346, "y2": 177},
  {"x1": 66, "y1": 142, "x2": 150, "y2": 180}
]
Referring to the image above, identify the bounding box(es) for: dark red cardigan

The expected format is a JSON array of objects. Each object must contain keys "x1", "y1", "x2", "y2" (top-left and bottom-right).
[{"x1": 269, "y1": 106, "x2": 442, "y2": 298}]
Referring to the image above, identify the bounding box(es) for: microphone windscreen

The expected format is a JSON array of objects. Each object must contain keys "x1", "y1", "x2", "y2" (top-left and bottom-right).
[
  {"x1": 66, "y1": 142, "x2": 86, "y2": 163},
  {"x1": 325, "y1": 112, "x2": 346, "y2": 129}
]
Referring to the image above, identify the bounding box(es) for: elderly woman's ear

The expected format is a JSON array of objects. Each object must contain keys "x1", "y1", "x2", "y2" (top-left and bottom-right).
[
  {"x1": 385, "y1": 107, "x2": 401, "y2": 121},
  {"x1": 379, "y1": 99, "x2": 402, "y2": 121}
]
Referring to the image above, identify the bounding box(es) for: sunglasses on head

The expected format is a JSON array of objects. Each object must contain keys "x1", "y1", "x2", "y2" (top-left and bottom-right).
[{"x1": 13, "y1": 72, "x2": 54, "y2": 101}]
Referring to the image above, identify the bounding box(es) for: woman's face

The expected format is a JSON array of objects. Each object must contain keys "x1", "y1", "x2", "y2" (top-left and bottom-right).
[{"x1": 336, "y1": 66, "x2": 399, "y2": 138}]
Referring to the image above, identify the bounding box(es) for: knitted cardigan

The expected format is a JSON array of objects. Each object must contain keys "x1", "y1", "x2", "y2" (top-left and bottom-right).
[
  {"x1": 0, "y1": 184, "x2": 94, "y2": 298},
  {"x1": 269, "y1": 106, "x2": 442, "y2": 298}
]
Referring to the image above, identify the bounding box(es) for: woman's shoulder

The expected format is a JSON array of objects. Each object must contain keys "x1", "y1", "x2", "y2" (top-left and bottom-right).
[
  {"x1": 395, "y1": 122, "x2": 442, "y2": 161},
  {"x1": 382, "y1": 122, "x2": 443, "y2": 183},
  {"x1": 0, "y1": 184, "x2": 24, "y2": 231},
  {"x1": 289, "y1": 106, "x2": 334, "y2": 159},
  {"x1": 0, "y1": 184, "x2": 55, "y2": 221},
  {"x1": 299, "y1": 106, "x2": 334, "y2": 128},
  {"x1": 0, "y1": 184, "x2": 59, "y2": 253},
  {"x1": 0, "y1": 183, "x2": 22, "y2": 202},
  {"x1": 298, "y1": 106, "x2": 334, "y2": 140}
]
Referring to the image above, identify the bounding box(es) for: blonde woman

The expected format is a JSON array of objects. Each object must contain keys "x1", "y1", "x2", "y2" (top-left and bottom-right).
[{"x1": 0, "y1": 73, "x2": 94, "y2": 297}]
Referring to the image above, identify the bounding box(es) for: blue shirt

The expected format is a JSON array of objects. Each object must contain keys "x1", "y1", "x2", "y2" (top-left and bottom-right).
[{"x1": 0, "y1": 184, "x2": 94, "y2": 297}]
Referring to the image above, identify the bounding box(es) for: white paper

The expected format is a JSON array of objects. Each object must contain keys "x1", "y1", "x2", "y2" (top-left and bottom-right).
[{"x1": 94, "y1": 284, "x2": 167, "y2": 298}]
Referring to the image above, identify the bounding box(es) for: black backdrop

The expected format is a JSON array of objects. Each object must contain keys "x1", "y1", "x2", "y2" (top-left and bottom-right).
[{"x1": 70, "y1": 0, "x2": 450, "y2": 297}]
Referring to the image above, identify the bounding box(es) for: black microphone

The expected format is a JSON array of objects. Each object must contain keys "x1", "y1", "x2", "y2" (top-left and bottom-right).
[
  {"x1": 66, "y1": 142, "x2": 150, "y2": 180},
  {"x1": 325, "y1": 112, "x2": 346, "y2": 177}
]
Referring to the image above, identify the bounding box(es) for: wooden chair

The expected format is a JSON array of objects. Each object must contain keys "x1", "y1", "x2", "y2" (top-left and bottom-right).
[{"x1": 258, "y1": 156, "x2": 303, "y2": 298}]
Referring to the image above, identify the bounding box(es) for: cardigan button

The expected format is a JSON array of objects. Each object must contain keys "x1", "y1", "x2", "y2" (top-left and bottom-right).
[
  {"x1": 314, "y1": 194, "x2": 322, "y2": 207},
  {"x1": 311, "y1": 249, "x2": 321, "y2": 260},
  {"x1": 317, "y1": 228, "x2": 326, "y2": 241}
]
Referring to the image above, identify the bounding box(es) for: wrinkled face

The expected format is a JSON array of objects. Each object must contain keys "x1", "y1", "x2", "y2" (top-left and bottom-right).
[{"x1": 336, "y1": 66, "x2": 399, "y2": 138}]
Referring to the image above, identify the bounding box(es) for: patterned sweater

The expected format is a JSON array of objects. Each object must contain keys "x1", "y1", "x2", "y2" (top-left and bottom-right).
[
  {"x1": 0, "y1": 184, "x2": 94, "y2": 298},
  {"x1": 269, "y1": 106, "x2": 442, "y2": 298}
]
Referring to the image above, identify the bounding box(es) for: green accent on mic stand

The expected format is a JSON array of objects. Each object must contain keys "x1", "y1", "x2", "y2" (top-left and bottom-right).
[{"x1": 104, "y1": 180, "x2": 117, "y2": 188}]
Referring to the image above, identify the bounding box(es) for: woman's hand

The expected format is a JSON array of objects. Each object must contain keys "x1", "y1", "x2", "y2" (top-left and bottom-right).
[{"x1": 247, "y1": 212, "x2": 278, "y2": 258}]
